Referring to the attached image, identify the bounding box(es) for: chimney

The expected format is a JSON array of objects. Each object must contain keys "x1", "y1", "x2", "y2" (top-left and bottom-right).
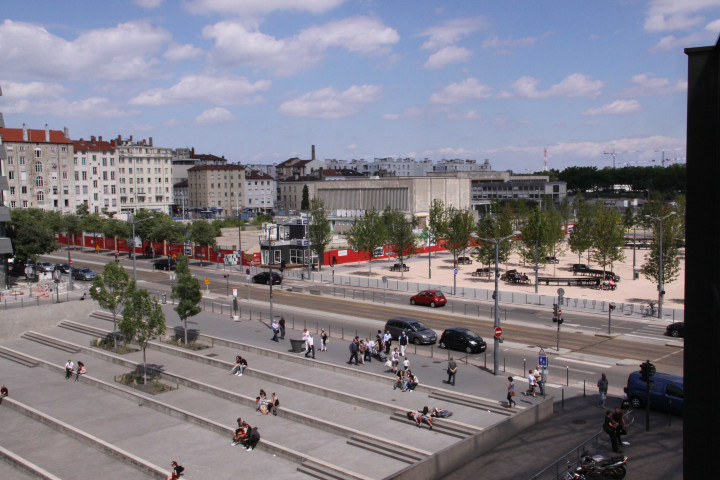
[
  {"x1": 22, "y1": 123, "x2": 28, "y2": 141},
  {"x1": 129, "y1": 135, "x2": 133, "y2": 142},
  {"x1": 98, "y1": 136, "x2": 103, "y2": 142},
  {"x1": 91, "y1": 135, "x2": 96, "y2": 143},
  {"x1": 45, "y1": 124, "x2": 50, "y2": 142},
  {"x1": 311, "y1": 145, "x2": 315, "y2": 161},
  {"x1": 149, "y1": 136, "x2": 153, "y2": 147},
  {"x1": 64, "y1": 127, "x2": 70, "y2": 140},
  {"x1": 117, "y1": 134, "x2": 122, "y2": 143}
]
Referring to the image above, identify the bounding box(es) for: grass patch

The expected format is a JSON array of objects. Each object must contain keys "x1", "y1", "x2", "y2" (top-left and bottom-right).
[
  {"x1": 164, "y1": 336, "x2": 211, "y2": 351},
  {"x1": 90, "y1": 337, "x2": 138, "y2": 354},
  {"x1": 117, "y1": 371, "x2": 175, "y2": 395}
]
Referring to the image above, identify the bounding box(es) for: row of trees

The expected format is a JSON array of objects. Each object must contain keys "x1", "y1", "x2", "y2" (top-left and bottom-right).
[
  {"x1": 551, "y1": 164, "x2": 686, "y2": 195},
  {"x1": 90, "y1": 256, "x2": 202, "y2": 383},
  {"x1": 6, "y1": 206, "x2": 269, "y2": 263}
]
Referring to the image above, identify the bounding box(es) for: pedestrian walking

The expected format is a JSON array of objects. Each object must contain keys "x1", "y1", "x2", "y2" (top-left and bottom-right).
[
  {"x1": 603, "y1": 410, "x2": 622, "y2": 453},
  {"x1": 399, "y1": 332, "x2": 408, "y2": 357},
  {"x1": 597, "y1": 373, "x2": 609, "y2": 408},
  {"x1": 505, "y1": 376, "x2": 517, "y2": 408},
  {"x1": 347, "y1": 337, "x2": 359, "y2": 365},
  {"x1": 390, "y1": 347, "x2": 399, "y2": 372},
  {"x1": 271, "y1": 319, "x2": 279, "y2": 342},
  {"x1": 65, "y1": 359, "x2": 74, "y2": 380},
  {"x1": 525, "y1": 369, "x2": 536, "y2": 397},
  {"x1": 166, "y1": 460, "x2": 184, "y2": 480},
  {"x1": 446, "y1": 357, "x2": 457, "y2": 386},
  {"x1": 305, "y1": 333, "x2": 315, "y2": 358},
  {"x1": 302, "y1": 328, "x2": 309, "y2": 351},
  {"x1": 383, "y1": 330, "x2": 393, "y2": 355},
  {"x1": 534, "y1": 365, "x2": 544, "y2": 396},
  {"x1": 403, "y1": 356, "x2": 410, "y2": 371},
  {"x1": 320, "y1": 329, "x2": 328, "y2": 351},
  {"x1": 279, "y1": 317, "x2": 286, "y2": 340}
]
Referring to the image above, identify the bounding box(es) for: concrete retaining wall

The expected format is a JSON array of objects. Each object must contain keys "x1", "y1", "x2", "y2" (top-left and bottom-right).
[{"x1": 0, "y1": 299, "x2": 98, "y2": 341}]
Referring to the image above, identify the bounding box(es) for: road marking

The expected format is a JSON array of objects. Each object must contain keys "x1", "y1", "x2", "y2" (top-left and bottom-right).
[{"x1": 556, "y1": 357, "x2": 612, "y2": 369}]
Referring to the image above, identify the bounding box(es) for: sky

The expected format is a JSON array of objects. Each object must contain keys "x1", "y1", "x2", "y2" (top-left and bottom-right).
[{"x1": 1, "y1": 0, "x2": 718, "y2": 172}]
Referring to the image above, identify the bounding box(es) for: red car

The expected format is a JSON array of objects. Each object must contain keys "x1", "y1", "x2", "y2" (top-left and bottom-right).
[{"x1": 410, "y1": 290, "x2": 447, "y2": 308}]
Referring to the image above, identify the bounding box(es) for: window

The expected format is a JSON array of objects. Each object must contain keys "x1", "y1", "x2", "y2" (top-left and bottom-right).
[
  {"x1": 75, "y1": 172, "x2": 79, "y2": 181},
  {"x1": 9, "y1": 186, "x2": 15, "y2": 195},
  {"x1": 8, "y1": 171, "x2": 13, "y2": 180},
  {"x1": 82, "y1": 171, "x2": 87, "y2": 180},
  {"x1": 22, "y1": 200, "x2": 28, "y2": 207},
  {"x1": 81, "y1": 157, "x2": 86, "y2": 165},
  {"x1": 10, "y1": 201, "x2": 16, "y2": 208},
  {"x1": 35, "y1": 149, "x2": 41, "y2": 158},
  {"x1": 110, "y1": 172, "x2": 115, "y2": 180},
  {"x1": 102, "y1": 172, "x2": 108, "y2": 180},
  {"x1": 7, "y1": 156, "x2": 12, "y2": 165},
  {"x1": 37, "y1": 191, "x2": 44, "y2": 202},
  {"x1": 92, "y1": 167, "x2": 97, "y2": 175},
  {"x1": 92, "y1": 180, "x2": 98, "y2": 188},
  {"x1": 35, "y1": 161, "x2": 42, "y2": 172},
  {"x1": 19, "y1": 156, "x2": 25, "y2": 165},
  {"x1": 62, "y1": 172, "x2": 67, "y2": 180},
  {"x1": 111, "y1": 185, "x2": 116, "y2": 194},
  {"x1": 36, "y1": 176, "x2": 44, "y2": 187}
]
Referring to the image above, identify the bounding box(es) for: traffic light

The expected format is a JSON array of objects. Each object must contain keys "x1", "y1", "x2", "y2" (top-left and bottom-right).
[
  {"x1": 640, "y1": 360, "x2": 656, "y2": 382},
  {"x1": 552, "y1": 303, "x2": 559, "y2": 323}
]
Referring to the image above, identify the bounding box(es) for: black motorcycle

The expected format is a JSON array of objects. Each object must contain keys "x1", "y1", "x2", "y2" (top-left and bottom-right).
[{"x1": 564, "y1": 454, "x2": 628, "y2": 479}]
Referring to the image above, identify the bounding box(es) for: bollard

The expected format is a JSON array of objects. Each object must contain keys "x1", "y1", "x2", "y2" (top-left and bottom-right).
[
  {"x1": 430, "y1": 345, "x2": 433, "y2": 358},
  {"x1": 567, "y1": 367, "x2": 569, "y2": 386},
  {"x1": 523, "y1": 358, "x2": 526, "y2": 374},
  {"x1": 583, "y1": 379, "x2": 586, "y2": 397},
  {"x1": 503, "y1": 357, "x2": 506, "y2": 372},
  {"x1": 342, "y1": 328, "x2": 344, "y2": 340},
  {"x1": 484, "y1": 353, "x2": 487, "y2": 369},
  {"x1": 562, "y1": 388, "x2": 565, "y2": 409},
  {"x1": 316, "y1": 322, "x2": 319, "y2": 334}
]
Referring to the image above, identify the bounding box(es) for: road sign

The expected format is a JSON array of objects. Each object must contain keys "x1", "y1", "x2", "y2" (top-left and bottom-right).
[
  {"x1": 232, "y1": 288, "x2": 238, "y2": 297},
  {"x1": 69, "y1": 259, "x2": 74, "y2": 265},
  {"x1": 538, "y1": 355, "x2": 548, "y2": 367},
  {"x1": 454, "y1": 268, "x2": 458, "y2": 275},
  {"x1": 204, "y1": 277, "x2": 210, "y2": 285},
  {"x1": 558, "y1": 309, "x2": 562, "y2": 316},
  {"x1": 494, "y1": 326, "x2": 503, "y2": 338},
  {"x1": 246, "y1": 268, "x2": 250, "y2": 275},
  {"x1": 95, "y1": 244, "x2": 100, "y2": 251}
]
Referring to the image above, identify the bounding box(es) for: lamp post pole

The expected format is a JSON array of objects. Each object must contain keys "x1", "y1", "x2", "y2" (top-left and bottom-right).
[
  {"x1": 645, "y1": 212, "x2": 675, "y2": 319},
  {"x1": 66, "y1": 220, "x2": 73, "y2": 292},
  {"x1": 130, "y1": 214, "x2": 154, "y2": 283},
  {"x1": 479, "y1": 231, "x2": 520, "y2": 376}
]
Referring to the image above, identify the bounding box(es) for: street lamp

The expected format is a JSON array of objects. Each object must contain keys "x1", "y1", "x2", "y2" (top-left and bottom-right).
[
  {"x1": 644, "y1": 211, "x2": 676, "y2": 319},
  {"x1": 477, "y1": 231, "x2": 521, "y2": 376},
  {"x1": 129, "y1": 214, "x2": 154, "y2": 283}
]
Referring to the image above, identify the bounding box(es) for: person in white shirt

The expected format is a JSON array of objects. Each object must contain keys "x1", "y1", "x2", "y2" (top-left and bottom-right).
[
  {"x1": 526, "y1": 369, "x2": 537, "y2": 397},
  {"x1": 65, "y1": 359, "x2": 74, "y2": 380},
  {"x1": 305, "y1": 333, "x2": 315, "y2": 358},
  {"x1": 302, "y1": 328, "x2": 309, "y2": 351},
  {"x1": 391, "y1": 348, "x2": 400, "y2": 373},
  {"x1": 383, "y1": 331, "x2": 393, "y2": 355},
  {"x1": 365, "y1": 338, "x2": 374, "y2": 362},
  {"x1": 271, "y1": 320, "x2": 280, "y2": 342}
]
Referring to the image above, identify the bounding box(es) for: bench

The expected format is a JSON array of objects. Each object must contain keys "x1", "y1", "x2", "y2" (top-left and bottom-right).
[
  {"x1": 390, "y1": 264, "x2": 409, "y2": 272},
  {"x1": 537, "y1": 276, "x2": 601, "y2": 287},
  {"x1": 471, "y1": 268, "x2": 492, "y2": 278},
  {"x1": 457, "y1": 257, "x2": 473, "y2": 265}
]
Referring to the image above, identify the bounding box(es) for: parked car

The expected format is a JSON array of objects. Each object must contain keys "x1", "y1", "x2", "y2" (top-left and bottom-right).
[
  {"x1": 457, "y1": 256, "x2": 473, "y2": 265},
  {"x1": 627, "y1": 371, "x2": 683, "y2": 415},
  {"x1": 54, "y1": 263, "x2": 72, "y2": 274},
  {"x1": 410, "y1": 290, "x2": 447, "y2": 308},
  {"x1": 153, "y1": 259, "x2": 177, "y2": 271},
  {"x1": 252, "y1": 271, "x2": 282, "y2": 285},
  {"x1": 571, "y1": 263, "x2": 589, "y2": 273},
  {"x1": 72, "y1": 267, "x2": 97, "y2": 281},
  {"x1": 384, "y1": 317, "x2": 437, "y2": 345},
  {"x1": 35, "y1": 261, "x2": 55, "y2": 273},
  {"x1": 545, "y1": 256, "x2": 559, "y2": 264},
  {"x1": 665, "y1": 322, "x2": 685, "y2": 338},
  {"x1": 439, "y1": 328, "x2": 487, "y2": 354}
]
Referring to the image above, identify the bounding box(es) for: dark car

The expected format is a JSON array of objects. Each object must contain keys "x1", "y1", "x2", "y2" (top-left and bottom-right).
[
  {"x1": 571, "y1": 263, "x2": 589, "y2": 273},
  {"x1": 627, "y1": 371, "x2": 683, "y2": 415},
  {"x1": 665, "y1": 322, "x2": 685, "y2": 338},
  {"x1": 439, "y1": 328, "x2": 487, "y2": 354},
  {"x1": 153, "y1": 259, "x2": 177, "y2": 271},
  {"x1": 55, "y1": 263, "x2": 72, "y2": 274},
  {"x1": 253, "y1": 271, "x2": 282, "y2": 285},
  {"x1": 457, "y1": 256, "x2": 473, "y2": 265},
  {"x1": 384, "y1": 317, "x2": 437, "y2": 345},
  {"x1": 72, "y1": 267, "x2": 97, "y2": 281},
  {"x1": 410, "y1": 290, "x2": 447, "y2": 308}
]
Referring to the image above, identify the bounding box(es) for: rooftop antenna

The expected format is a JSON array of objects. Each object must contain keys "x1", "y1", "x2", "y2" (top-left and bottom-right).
[{"x1": 543, "y1": 148, "x2": 548, "y2": 172}]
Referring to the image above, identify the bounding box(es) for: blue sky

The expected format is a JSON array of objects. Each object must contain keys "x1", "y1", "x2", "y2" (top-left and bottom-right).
[{"x1": 1, "y1": 0, "x2": 718, "y2": 171}]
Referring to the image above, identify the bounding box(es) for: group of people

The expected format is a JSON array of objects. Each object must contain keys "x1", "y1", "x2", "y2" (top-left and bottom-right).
[
  {"x1": 230, "y1": 417, "x2": 261, "y2": 451},
  {"x1": 393, "y1": 369, "x2": 419, "y2": 392},
  {"x1": 348, "y1": 330, "x2": 400, "y2": 366},
  {"x1": 228, "y1": 356, "x2": 248, "y2": 376},
  {"x1": 300, "y1": 328, "x2": 327, "y2": 358},
  {"x1": 64, "y1": 359, "x2": 86, "y2": 381},
  {"x1": 603, "y1": 407, "x2": 628, "y2": 453},
  {"x1": 524, "y1": 367, "x2": 545, "y2": 397},
  {"x1": 255, "y1": 389, "x2": 279, "y2": 416},
  {"x1": 405, "y1": 406, "x2": 451, "y2": 429},
  {"x1": 270, "y1": 317, "x2": 286, "y2": 342}
]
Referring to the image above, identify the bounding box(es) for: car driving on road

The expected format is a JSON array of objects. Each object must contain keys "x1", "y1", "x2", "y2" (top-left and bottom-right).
[
  {"x1": 384, "y1": 317, "x2": 437, "y2": 345},
  {"x1": 439, "y1": 328, "x2": 487, "y2": 354},
  {"x1": 71, "y1": 267, "x2": 97, "y2": 281},
  {"x1": 410, "y1": 290, "x2": 447, "y2": 308},
  {"x1": 153, "y1": 259, "x2": 177, "y2": 271},
  {"x1": 252, "y1": 271, "x2": 282, "y2": 285}
]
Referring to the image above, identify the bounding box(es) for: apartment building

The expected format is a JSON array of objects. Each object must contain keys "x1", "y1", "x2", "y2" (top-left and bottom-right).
[
  {"x1": 244, "y1": 170, "x2": 275, "y2": 214},
  {"x1": 112, "y1": 136, "x2": 173, "y2": 215},
  {"x1": 0, "y1": 83, "x2": 14, "y2": 288},
  {"x1": 0, "y1": 123, "x2": 75, "y2": 213},
  {"x1": 187, "y1": 164, "x2": 245, "y2": 216},
  {"x1": 72, "y1": 136, "x2": 119, "y2": 214}
]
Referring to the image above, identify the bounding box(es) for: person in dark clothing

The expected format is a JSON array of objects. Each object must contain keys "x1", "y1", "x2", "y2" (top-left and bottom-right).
[
  {"x1": 0, "y1": 384, "x2": 8, "y2": 404},
  {"x1": 447, "y1": 357, "x2": 457, "y2": 386},
  {"x1": 166, "y1": 461, "x2": 184, "y2": 480},
  {"x1": 603, "y1": 410, "x2": 622, "y2": 453},
  {"x1": 243, "y1": 426, "x2": 261, "y2": 451},
  {"x1": 612, "y1": 407, "x2": 627, "y2": 443},
  {"x1": 279, "y1": 317, "x2": 286, "y2": 340},
  {"x1": 347, "y1": 337, "x2": 359, "y2": 365}
]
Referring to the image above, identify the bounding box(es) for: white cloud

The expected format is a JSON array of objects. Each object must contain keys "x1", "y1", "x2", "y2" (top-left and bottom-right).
[
  {"x1": 0, "y1": 20, "x2": 170, "y2": 81},
  {"x1": 650, "y1": 30, "x2": 717, "y2": 51},
  {"x1": 419, "y1": 17, "x2": 486, "y2": 50},
  {"x1": 447, "y1": 110, "x2": 480, "y2": 120},
  {"x1": 583, "y1": 100, "x2": 641, "y2": 116},
  {"x1": 430, "y1": 78, "x2": 493, "y2": 104},
  {"x1": 186, "y1": 0, "x2": 345, "y2": 15},
  {"x1": 616, "y1": 73, "x2": 686, "y2": 97},
  {"x1": 279, "y1": 84, "x2": 382, "y2": 118},
  {"x1": 482, "y1": 32, "x2": 549, "y2": 50},
  {"x1": 435, "y1": 147, "x2": 474, "y2": 156},
  {"x1": 130, "y1": 74, "x2": 271, "y2": 106},
  {"x1": 644, "y1": 0, "x2": 719, "y2": 32},
  {"x1": 204, "y1": 17, "x2": 398, "y2": 75},
  {"x1": 423, "y1": 46, "x2": 472, "y2": 69},
  {"x1": 164, "y1": 43, "x2": 204, "y2": 61},
  {"x1": 0, "y1": 80, "x2": 67, "y2": 99},
  {"x1": 501, "y1": 74, "x2": 603, "y2": 99},
  {"x1": 382, "y1": 106, "x2": 424, "y2": 120},
  {"x1": 134, "y1": 0, "x2": 164, "y2": 8},
  {"x1": 194, "y1": 107, "x2": 235, "y2": 125}
]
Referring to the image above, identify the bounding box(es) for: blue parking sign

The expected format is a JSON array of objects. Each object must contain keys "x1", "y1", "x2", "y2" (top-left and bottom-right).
[{"x1": 538, "y1": 355, "x2": 548, "y2": 367}]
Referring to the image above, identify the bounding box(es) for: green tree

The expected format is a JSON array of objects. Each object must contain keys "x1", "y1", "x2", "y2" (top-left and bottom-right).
[
  {"x1": 474, "y1": 215, "x2": 499, "y2": 267},
  {"x1": 120, "y1": 282, "x2": 166, "y2": 384},
  {"x1": 171, "y1": 257, "x2": 202, "y2": 345},
  {"x1": 590, "y1": 206, "x2": 626, "y2": 276},
  {"x1": 428, "y1": 199, "x2": 448, "y2": 256},
  {"x1": 301, "y1": 185, "x2": 310, "y2": 211},
  {"x1": 90, "y1": 262, "x2": 130, "y2": 350},
  {"x1": 190, "y1": 219, "x2": 219, "y2": 267},
  {"x1": 519, "y1": 206, "x2": 553, "y2": 267},
  {"x1": 568, "y1": 202, "x2": 596, "y2": 265},
  {"x1": 8, "y1": 209, "x2": 59, "y2": 262},
  {"x1": 383, "y1": 209, "x2": 417, "y2": 279},
  {"x1": 445, "y1": 207, "x2": 475, "y2": 267},
  {"x1": 308, "y1": 198, "x2": 332, "y2": 270},
  {"x1": 348, "y1": 208, "x2": 386, "y2": 274},
  {"x1": 75, "y1": 204, "x2": 90, "y2": 217},
  {"x1": 641, "y1": 207, "x2": 683, "y2": 287},
  {"x1": 102, "y1": 218, "x2": 131, "y2": 253},
  {"x1": 64, "y1": 213, "x2": 83, "y2": 250}
]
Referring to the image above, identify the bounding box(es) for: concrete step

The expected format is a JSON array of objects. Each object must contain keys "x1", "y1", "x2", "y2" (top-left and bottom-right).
[
  {"x1": 20, "y1": 331, "x2": 80, "y2": 354},
  {"x1": 0, "y1": 346, "x2": 39, "y2": 367}
]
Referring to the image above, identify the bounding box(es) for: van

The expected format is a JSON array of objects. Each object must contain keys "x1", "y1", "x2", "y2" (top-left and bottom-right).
[
  {"x1": 626, "y1": 371, "x2": 683, "y2": 415},
  {"x1": 384, "y1": 317, "x2": 437, "y2": 345}
]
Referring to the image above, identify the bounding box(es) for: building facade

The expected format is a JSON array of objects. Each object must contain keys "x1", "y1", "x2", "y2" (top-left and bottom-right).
[
  {"x1": 0, "y1": 123, "x2": 75, "y2": 213},
  {"x1": 244, "y1": 170, "x2": 275, "y2": 214},
  {"x1": 187, "y1": 164, "x2": 245, "y2": 216},
  {"x1": 72, "y1": 136, "x2": 119, "y2": 214},
  {"x1": 113, "y1": 136, "x2": 174, "y2": 215},
  {"x1": 0, "y1": 83, "x2": 14, "y2": 288}
]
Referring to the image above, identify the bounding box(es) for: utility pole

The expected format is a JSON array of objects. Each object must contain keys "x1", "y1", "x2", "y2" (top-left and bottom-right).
[{"x1": 645, "y1": 212, "x2": 676, "y2": 319}]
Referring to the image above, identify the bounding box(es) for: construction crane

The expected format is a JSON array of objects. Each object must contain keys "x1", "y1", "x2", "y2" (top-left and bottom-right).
[
  {"x1": 603, "y1": 149, "x2": 635, "y2": 169},
  {"x1": 654, "y1": 148, "x2": 684, "y2": 167}
]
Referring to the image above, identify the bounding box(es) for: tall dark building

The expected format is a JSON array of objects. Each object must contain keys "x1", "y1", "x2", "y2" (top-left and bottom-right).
[{"x1": 0, "y1": 82, "x2": 15, "y2": 288}]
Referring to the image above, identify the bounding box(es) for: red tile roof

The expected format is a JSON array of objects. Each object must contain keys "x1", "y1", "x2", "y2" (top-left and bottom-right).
[
  {"x1": 174, "y1": 180, "x2": 189, "y2": 188},
  {"x1": 245, "y1": 170, "x2": 274, "y2": 180},
  {"x1": 73, "y1": 138, "x2": 114, "y2": 152},
  {"x1": 0, "y1": 127, "x2": 72, "y2": 144}
]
